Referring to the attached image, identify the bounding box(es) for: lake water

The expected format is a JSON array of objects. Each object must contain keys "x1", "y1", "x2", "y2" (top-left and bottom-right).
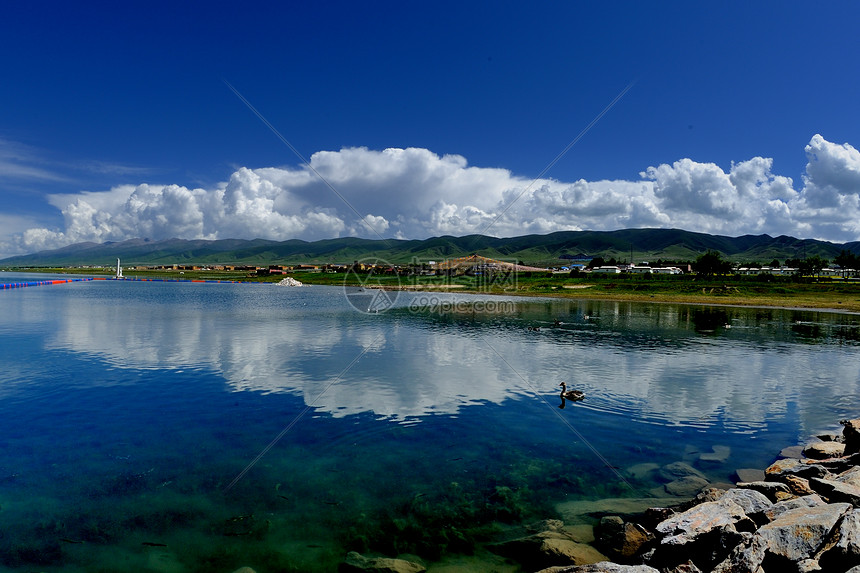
[{"x1": 1, "y1": 273, "x2": 859, "y2": 572}]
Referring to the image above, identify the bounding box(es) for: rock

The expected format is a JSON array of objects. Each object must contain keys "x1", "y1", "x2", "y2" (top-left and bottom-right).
[
  {"x1": 720, "y1": 489, "x2": 772, "y2": 525},
  {"x1": 340, "y1": 551, "x2": 426, "y2": 573},
  {"x1": 812, "y1": 453, "x2": 860, "y2": 475},
  {"x1": 596, "y1": 517, "x2": 654, "y2": 561},
  {"x1": 665, "y1": 562, "x2": 704, "y2": 573},
  {"x1": 489, "y1": 529, "x2": 607, "y2": 569},
  {"x1": 625, "y1": 463, "x2": 660, "y2": 480},
  {"x1": 784, "y1": 475, "x2": 817, "y2": 496},
  {"x1": 231, "y1": 569, "x2": 258, "y2": 573},
  {"x1": 816, "y1": 432, "x2": 841, "y2": 442},
  {"x1": 803, "y1": 441, "x2": 846, "y2": 460},
  {"x1": 810, "y1": 477, "x2": 860, "y2": 505},
  {"x1": 617, "y1": 523, "x2": 654, "y2": 560},
  {"x1": 735, "y1": 468, "x2": 766, "y2": 483},
  {"x1": 699, "y1": 445, "x2": 731, "y2": 465},
  {"x1": 839, "y1": 467, "x2": 860, "y2": 488},
  {"x1": 686, "y1": 487, "x2": 727, "y2": 505},
  {"x1": 762, "y1": 494, "x2": 827, "y2": 522},
  {"x1": 534, "y1": 563, "x2": 660, "y2": 572},
  {"x1": 711, "y1": 533, "x2": 767, "y2": 573},
  {"x1": 819, "y1": 508, "x2": 860, "y2": 570},
  {"x1": 659, "y1": 462, "x2": 707, "y2": 483},
  {"x1": 796, "y1": 558, "x2": 823, "y2": 572},
  {"x1": 276, "y1": 277, "x2": 304, "y2": 286},
  {"x1": 765, "y1": 458, "x2": 802, "y2": 479},
  {"x1": 665, "y1": 476, "x2": 710, "y2": 497},
  {"x1": 735, "y1": 481, "x2": 791, "y2": 502},
  {"x1": 842, "y1": 418, "x2": 860, "y2": 455},
  {"x1": 780, "y1": 445, "x2": 805, "y2": 459},
  {"x1": 756, "y1": 502, "x2": 852, "y2": 562},
  {"x1": 765, "y1": 459, "x2": 830, "y2": 482},
  {"x1": 541, "y1": 537, "x2": 609, "y2": 568},
  {"x1": 655, "y1": 497, "x2": 752, "y2": 547},
  {"x1": 597, "y1": 516, "x2": 624, "y2": 540}
]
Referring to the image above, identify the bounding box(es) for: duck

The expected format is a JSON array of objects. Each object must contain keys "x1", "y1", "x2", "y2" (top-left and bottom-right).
[{"x1": 559, "y1": 382, "x2": 585, "y2": 401}]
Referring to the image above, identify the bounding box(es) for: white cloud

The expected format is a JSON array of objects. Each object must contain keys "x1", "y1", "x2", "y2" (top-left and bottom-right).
[{"x1": 5, "y1": 134, "x2": 860, "y2": 257}]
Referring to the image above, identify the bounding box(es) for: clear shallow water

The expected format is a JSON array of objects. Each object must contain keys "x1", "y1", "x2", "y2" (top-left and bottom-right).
[{"x1": 1, "y1": 273, "x2": 859, "y2": 571}]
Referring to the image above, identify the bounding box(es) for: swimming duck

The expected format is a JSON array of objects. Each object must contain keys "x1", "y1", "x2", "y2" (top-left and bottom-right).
[{"x1": 559, "y1": 382, "x2": 585, "y2": 401}]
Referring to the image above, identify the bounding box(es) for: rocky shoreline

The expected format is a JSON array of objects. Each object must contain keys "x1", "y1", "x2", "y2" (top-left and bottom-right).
[
  {"x1": 335, "y1": 418, "x2": 860, "y2": 573},
  {"x1": 528, "y1": 418, "x2": 860, "y2": 573}
]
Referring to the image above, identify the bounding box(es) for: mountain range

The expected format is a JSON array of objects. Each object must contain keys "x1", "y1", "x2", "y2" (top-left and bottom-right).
[{"x1": 2, "y1": 229, "x2": 859, "y2": 267}]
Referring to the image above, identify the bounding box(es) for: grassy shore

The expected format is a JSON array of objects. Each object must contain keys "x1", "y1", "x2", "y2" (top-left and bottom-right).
[{"x1": 7, "y1": 267, "x2": 860, "y2": 313}]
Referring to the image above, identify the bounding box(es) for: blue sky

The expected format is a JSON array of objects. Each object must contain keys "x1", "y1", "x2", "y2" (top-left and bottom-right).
[{"x1": 2, "y1": 1, "x2": 860, "y2": 257}]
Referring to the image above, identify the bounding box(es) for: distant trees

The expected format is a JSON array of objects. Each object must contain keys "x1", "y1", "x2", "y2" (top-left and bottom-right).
[
  {"x1": 834, "y1": 250, "x2": 860, "y2": 272},
  {"x1": 587, "y1": 256, "x2": 618, "y2": 269},
  {"x1": 797, "y1": 255, "x2": 828, "y2": 279},
  {"x1": 694, "y1": 250, "x2": 732, "y2": 276}
]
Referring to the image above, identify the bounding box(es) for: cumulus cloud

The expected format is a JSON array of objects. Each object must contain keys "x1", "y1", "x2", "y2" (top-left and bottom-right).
[{"x1": 5, "y1": 134, "x2": 860, "y2": 256}]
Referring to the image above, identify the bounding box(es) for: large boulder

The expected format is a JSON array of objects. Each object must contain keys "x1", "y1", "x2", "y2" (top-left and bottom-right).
[
  {"x1": 656, "y1": 497, "x2": 754, "y2": 547},
  {"x1": 810, "y1": 477, "x2": 860, "y2": 505},
  {"x1": 765, "y1": 459, "x2": 829, "y2": 482},
  {"x1": 651, "y1": 495, "x2": 755, "y2": 569},
  {"x1": 784, "y1": 475, "x2": 817, "y2": 497},
  {"x1": 755, "y1": 502, "x2": 851, "y2": 564},
  {"x1": 596, "y1": 516, "x2": 654, "y2": 561},
  {"x1": 820, "y1": 508, "x2": 860, "y2": 571},
  {"x1": 803, "y1": 441, "x2": 846, "y2": 460},
  {"x1": 735, "y1": 480, "x2": 791, "y2": 502},
  {"x1": 762, "y1": 494, "x2": 827, "y2": 522},
  {"x1": 721, "y1": 488, "x2": 772, "y2": 515},
  {"x1": 837, "y1": 466, "x2": 860, "y2": 488},
  {"x1": 711, "y1": 533, "x2": 767, "y2": 573},
  {"x1": 489, "y1": 528, "x2": 607, "y2": 570}
]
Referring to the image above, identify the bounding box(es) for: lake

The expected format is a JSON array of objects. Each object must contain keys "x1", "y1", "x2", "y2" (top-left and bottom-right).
[{"x1": 1, "y1": 272, "x2": 858, "y2": 572}]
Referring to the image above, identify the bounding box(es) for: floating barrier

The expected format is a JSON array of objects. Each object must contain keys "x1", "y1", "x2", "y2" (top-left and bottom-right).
[{"x1": 0, "y1": 277, "x2": 94, "y2": 290}]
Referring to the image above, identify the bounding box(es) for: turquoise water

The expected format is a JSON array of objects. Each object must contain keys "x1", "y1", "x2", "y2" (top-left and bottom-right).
[{"x1": 1, "y1": 273, "x2": 859, "y2": 571}]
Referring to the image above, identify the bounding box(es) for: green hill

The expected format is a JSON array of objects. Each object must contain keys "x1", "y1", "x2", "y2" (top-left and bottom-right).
[{"x1": 1, "y1": 229, "x2": 855, "y2": 267}]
